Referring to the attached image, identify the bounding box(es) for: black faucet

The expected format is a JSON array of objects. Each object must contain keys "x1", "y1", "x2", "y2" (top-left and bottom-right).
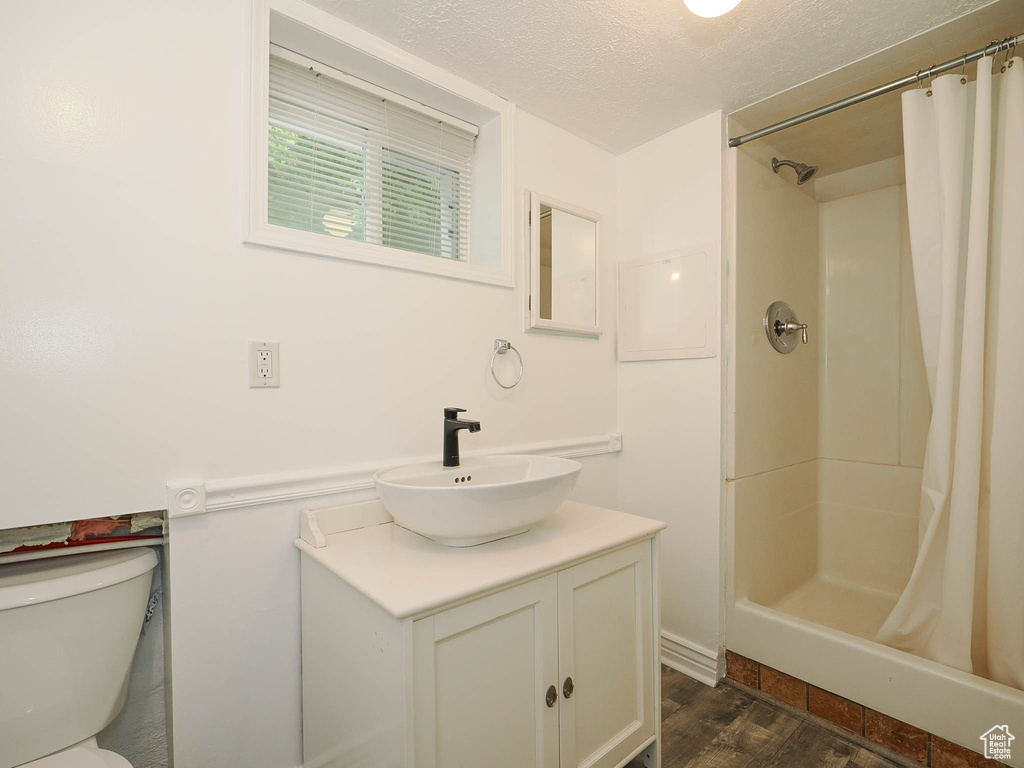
[{"x1": 443, "y1": 407, "x2": 481, "y2": 467}]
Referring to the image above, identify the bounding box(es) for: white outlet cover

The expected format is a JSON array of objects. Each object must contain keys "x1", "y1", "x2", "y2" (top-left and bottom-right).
[{"x1": 249, "y1": 341, "x2": 280, "y2": 387}]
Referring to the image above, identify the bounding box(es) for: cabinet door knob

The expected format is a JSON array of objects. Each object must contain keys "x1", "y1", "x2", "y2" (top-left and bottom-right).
[
  {"x1": 545, "y1": 685, "x2": 558, "y2": 707},
  {"x1": 563, "y1": 676, "x2": 574, "y2": 699}
]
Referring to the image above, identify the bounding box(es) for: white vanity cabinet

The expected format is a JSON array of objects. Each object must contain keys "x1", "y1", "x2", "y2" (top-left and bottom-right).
[
  {"x1": 296, "y1": 500, "x2": 665, "y2": 768},
  {"x1": 414, "y1": 540, "x2": 654, "y2": 768},
  {"x1": 414, "y1": 573, "x2": 560, "y2": 767}
]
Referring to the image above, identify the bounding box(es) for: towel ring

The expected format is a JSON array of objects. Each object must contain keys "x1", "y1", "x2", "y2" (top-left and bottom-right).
[{"x1": 490, "y1": 339, "x2": 523, "y2": 389}]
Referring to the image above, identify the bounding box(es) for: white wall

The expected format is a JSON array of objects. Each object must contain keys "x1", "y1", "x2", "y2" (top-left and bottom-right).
[
  {"x1": 164, "y1": 110, "x2": 618, "y2": 768},
  {"x1": 1, "y1": 1, "x2": 620, "y2": 765},
  {"x1": 819, "y1": 184, "x2": 929, "y2": 468},
  {"x1": 615, "y1": 112, "x2": 726, "y2": 682},
  {"x1": 2, "y1": 0, "x2": 741, "y2": 759},
  {"x1": 0, "y1": 2, "x2": 619, "y2": 532}
]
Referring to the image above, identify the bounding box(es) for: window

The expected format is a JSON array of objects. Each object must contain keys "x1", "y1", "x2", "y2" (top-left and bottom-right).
[
  {"x1": 247, "y1": 1, "x2": 513, "y2": 286},
  {"x1": 268, "y1": 47, "x2": 476, "y2": 262}
]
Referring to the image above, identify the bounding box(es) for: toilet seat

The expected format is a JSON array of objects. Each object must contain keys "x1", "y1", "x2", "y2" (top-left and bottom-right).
[{"x1": 22, "y1": 747, "x2": 133, "y2": 768}]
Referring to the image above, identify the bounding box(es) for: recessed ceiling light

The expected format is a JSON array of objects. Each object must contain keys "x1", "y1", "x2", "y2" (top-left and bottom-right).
[{"x1": 683, "y1": 0, "x2": 742, "y2": 18}]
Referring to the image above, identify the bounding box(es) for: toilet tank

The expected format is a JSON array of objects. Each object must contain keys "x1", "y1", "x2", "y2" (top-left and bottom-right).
[{"x1": 0, "y1": 548, "x2": 158, "y2": 768}]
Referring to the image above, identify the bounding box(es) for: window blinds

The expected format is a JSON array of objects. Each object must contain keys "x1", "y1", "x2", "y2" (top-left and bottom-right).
[{"x1": 268, "y1": 48, "x2": 477, "y2": 261}]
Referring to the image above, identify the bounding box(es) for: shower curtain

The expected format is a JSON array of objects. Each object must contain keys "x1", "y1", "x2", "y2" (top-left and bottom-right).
[{"x1": 876, "y1": 56, "x2": 1024, "y2": 690}]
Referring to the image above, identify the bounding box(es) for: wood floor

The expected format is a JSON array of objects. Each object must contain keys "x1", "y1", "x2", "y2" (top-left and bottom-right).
[{"x1": 627, "y1": 666, "x2": 907, "y2": 768}]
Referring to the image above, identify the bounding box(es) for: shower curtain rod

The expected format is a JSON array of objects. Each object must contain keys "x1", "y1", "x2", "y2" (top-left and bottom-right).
[{"x1": 729, "y1": 33, "x2": 1021, "y2": 148}]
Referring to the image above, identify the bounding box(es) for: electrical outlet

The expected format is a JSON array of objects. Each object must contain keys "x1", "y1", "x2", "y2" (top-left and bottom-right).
[
  {"x1": 257, "y1": 350, "x2": 272, "y2": 378},
  {"x1": 249, "y1": 341, "x2": 280, "y2": 387}
]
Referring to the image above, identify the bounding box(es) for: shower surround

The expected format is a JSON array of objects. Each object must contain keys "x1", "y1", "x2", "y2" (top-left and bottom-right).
[{"x1": 726, "y1": 149, "x2": 1024, "y2": 765}]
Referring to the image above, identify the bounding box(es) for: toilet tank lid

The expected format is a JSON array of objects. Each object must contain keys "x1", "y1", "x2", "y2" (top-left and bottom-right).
[{"x1": 0, "y1": 548, "x2": 157, "y2": 611}]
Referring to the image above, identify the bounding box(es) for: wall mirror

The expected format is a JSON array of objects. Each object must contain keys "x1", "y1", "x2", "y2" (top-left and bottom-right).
[{"x1": 525, "y1": 191, "x2": 601, "y2": 337}]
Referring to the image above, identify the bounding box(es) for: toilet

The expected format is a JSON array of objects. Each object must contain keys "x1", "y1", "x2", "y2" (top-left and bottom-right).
[{"x1": 0, "y1": 548, "x2": 158, "y2": 768}]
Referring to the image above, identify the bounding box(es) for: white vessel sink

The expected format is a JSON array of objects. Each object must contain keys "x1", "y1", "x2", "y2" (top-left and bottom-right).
[{"x1": 373, "y1": 454, "x2": 582, "y2": 546}]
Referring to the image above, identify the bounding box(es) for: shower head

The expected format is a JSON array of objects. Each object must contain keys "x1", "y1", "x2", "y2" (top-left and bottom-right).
[{"x1": 772, "y1": 157, "x2": 818, "y2": 185}]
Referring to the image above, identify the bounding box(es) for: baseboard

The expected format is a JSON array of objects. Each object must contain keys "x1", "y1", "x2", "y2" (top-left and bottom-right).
[{"x1": 661, "y1": 631, "x2": 721, "y2": 687}]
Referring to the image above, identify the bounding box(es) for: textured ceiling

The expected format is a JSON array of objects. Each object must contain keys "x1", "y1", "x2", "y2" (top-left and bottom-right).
[
  {"x1": 731, "y1": 0, "x2": 1024, "y2": 177},
  {"x1": 311, "y1": 0, "x2": 1000, "y2": 153}
]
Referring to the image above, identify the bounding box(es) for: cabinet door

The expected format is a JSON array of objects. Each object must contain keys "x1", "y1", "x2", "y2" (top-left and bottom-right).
[
  {"x1": 558, "y1": 540, "x2": 655, "y2": 768},
  {"x1": 413, "y1": 574, "x2": 560, "y2": 768}
]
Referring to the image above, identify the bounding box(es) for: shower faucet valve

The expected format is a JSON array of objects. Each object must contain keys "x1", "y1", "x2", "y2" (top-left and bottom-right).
[
  {"x1": 764, "y1": 301, "x2": 808, "y2": 354},
  {"x1": 776, "y1": 319, "x2": 808, "y2": 345}
]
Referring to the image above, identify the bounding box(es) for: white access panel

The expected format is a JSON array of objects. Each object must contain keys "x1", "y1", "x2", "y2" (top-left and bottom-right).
[{"x1": 618, "y1": 241, "x2": 719, "y2": 361}]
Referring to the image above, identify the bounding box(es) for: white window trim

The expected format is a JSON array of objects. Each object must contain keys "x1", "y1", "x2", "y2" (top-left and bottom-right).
[{"x1": 246, "y1": 0, "x2": 515, "y2": 287}]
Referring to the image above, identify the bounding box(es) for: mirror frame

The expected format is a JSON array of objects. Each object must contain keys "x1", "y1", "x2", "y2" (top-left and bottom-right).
[{"x1": 524, "y1": 191, "x2": 602, "y2": 338}]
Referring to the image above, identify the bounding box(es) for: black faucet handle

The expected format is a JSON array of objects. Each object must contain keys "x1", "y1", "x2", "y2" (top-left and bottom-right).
[{"x1": 444, "y1": 407, "x2": 467, "y2": 420}]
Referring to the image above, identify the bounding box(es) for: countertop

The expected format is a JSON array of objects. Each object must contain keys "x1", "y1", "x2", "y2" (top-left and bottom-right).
[{"x1": 295, "y1": 501, "x2": 665, "y2": 619}]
